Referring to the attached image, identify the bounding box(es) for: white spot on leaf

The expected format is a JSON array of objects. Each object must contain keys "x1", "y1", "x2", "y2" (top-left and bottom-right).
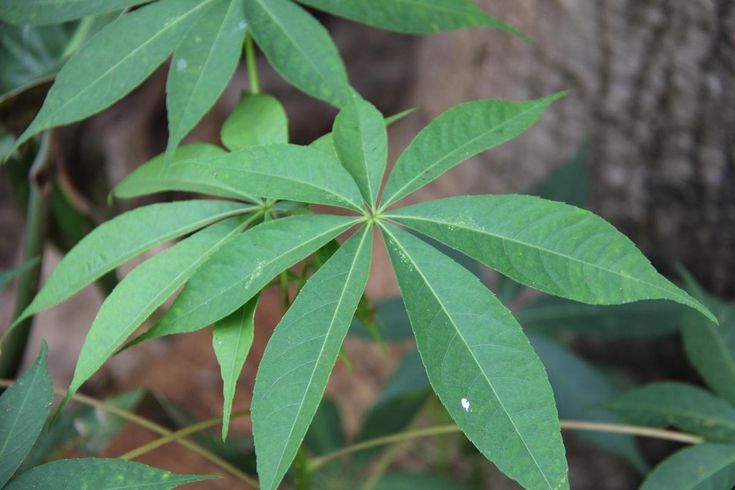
[
  {"x1": 461, "y1": 397, "x2": 471, "y2": 413},
  {"x1": 176, "y1": 59, "x2": 188, "y2": 71}
]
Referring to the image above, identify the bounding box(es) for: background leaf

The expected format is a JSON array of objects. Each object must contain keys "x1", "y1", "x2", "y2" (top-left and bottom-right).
[
  {"x1": 297, "y1": 0, "x2": 521, "y2": 37},
  {"x1": 252, "y1": 227, "x2": 372, "y2": 490},
  {"x1": 0, "y1": 342, "x2": 53, "y2": 487},
  {"x1": 0, "y1": 258, "x2": 39, "y2": 293},
  {"x1": 145, "y1": 214, "x2": 359, "y2": 340},
  {"x1": 16, "y1": 199, "x2": 251, "y2": 325},
  {"x1": 243, "y1": 0, "x2": 350, "y2": 106},
  {"x1": 389, "y1": 195, "x2": 714, "y2": 322},
  {"x1": 166, "y1": 0, "x2": 247, "y2": 156},
  {"x1": 213, "y1": 295, "x2": 258, "y2": 441},
  {"x1": 380, "y1": 93, "x2": 565, "y2": 207},
  {"x1": 640, "y1": 444, "x2": 735, "y2": 490},
  {"x1": 382, "y1": 224, "x2": 568, "y2": 490},
  {"x1": 607, "y1": 382, "x2": 735, "y2": 443},
  {"x1": 5, "y1": 458, "x2": 217, "y2": 490},
  {"x1": 304, "y1": 398, "x2": 344, "y2": 456},
  {"x1": 0, "y1": 0, "x2": 146, "y2": 25},
  {"x1": 14, "y1": 0, "x2": 214, "y2": 148},
  {"x1": 221, "y1": 92, "x2": 288, "y2": 150},
  {"x1": 374, "y1": 472, "x2": 470, "y2": 490}
]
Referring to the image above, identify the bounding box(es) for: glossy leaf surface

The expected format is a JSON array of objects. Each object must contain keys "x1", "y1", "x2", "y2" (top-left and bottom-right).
[
  {"x1": 166, "y1": 0, "x2": 247, "y2": 156},
  {"x1": 382, "y1": 224, "x2": 568, "y2": 490},
  {"x1": 381, "y1": 93, "x2": 565, "y2": 207},
  {"x1": 389, "y1": 195, "x2": 714, "y2": 322},
  {"x1": 640, "y1": 444, "x2": 735, "y2": 490},
  {"x1": 221, "y1": 92, "x2": 288, "y2": 151},
  {"x1": 252, "y1": 228, "x2": 372, "y2": 490}
]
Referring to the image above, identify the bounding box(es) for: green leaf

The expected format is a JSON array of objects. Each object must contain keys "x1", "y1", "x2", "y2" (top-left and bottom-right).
[
  {"x1": 374, "y1": 473, "x2": 470, "y2": 490},
  {"x1": 4, "y1": 458, "x2": 217, "y2": 490},
  {"x1": 221, "y1": 92, "x2": 288, "y2": 151},
  {"x1": 380, "y1": 93, "x2": 566, "y2": 207},
  {"x1": 530, "y1": 335, "x2": 647, "y2": 472},
  {"x1": 113, "y1": 143, "x2": 256, "y2": 201},
  {"x1": 0, "y1": 343, "x2": 52, "y2": 487},
  {"x1": 166, "y1": 0, "x2": 247, "y2": 157},
  {"x1": 681, "y1": 277, "x2": 735, "y2": 406},
  {"x1": 0, "y1": 258, "x2": 39, "y2": 293},
  {"x1": 174, "y1": 144, "x2": 365, "y2": 210},
  {"x1": 252, "y1": 227, "x2": 372, "y2": 490},
  {"x1": 243, "y1": 0, "x2": 350, "y2": 107},
  {"x1": 14, "y1": 0, "x2": 214, "y2": 148},
  {"x1": 640, "y1": 444, "x2": 735, "y2": 490},
  {"x1": 0, "y1": 0, "x2": 145, "y2": 25},
  {"x1": 14, "y1": 200, "x2": 251, "y2": 327},
  {"x1": 608, "y1": 382, "x2": 735, "y2": 444},
  {"x1": 389, "y1": 195, "x2": 715, "y2": 322},
  {"x1": 213, "y1": 295, "x2": 258, "y2": 441},
  {"x1": 334, "y1": 94, "x2": 387, "y2": 207},
  {"x1": 518, "y1": 296, "x2": 682, "y2": 339},
  {"x1": 143, "y1": 214, "x2": 359, "y2": 341},
  {"x1": 297, "y1": 0, "x2": 522, "y2": 37},
  {"x1": 66, "y1": 216, "x2": 252, "y2": 403},
  {"x1": 304, "y1": 398, "x2": 345, "y2": 455},
  {"x1": 350, "y1": 296, "x2": 413, "y2": 342},
  {"x1": 381, "y1": 223, "x2": 568, "y2": 490},
  {"x1": 530, "y1": 143, "x2": 589, "y2": 208}
]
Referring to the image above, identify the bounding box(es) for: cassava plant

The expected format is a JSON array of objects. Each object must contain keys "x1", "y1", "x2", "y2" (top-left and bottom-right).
[{"x1": 0, "y1": 0, "x2": 721, "y2": 489}]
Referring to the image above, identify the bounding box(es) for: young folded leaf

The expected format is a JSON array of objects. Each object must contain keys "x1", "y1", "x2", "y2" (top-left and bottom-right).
[
  {"x1": 213, "y1": 295, "x2": 259, "y2": 441},
  {"x1": 166, "y1": 0, "x2": 247, "y2": 158},
  {"x1": 142, "y1": 214, "x2": 359, "y2": 341},
  {"x1": 174, "y1": 144, "x2": 365, "y2": 210},
  {"x1": 12, "y1": 200, "x2": 252, "y2": 328},
  {"x1": 381, "y1": 224, "x2": 568, "y2": 490},
  {"x1": 607, "y1": 382, "x2": 735, "y2": 443},
  {"x1": 221, "y1": 93, "x2": 289, "y2": 150},
  {"x1": 297, "y1": 0, "x2": 524, "y2": 37},
  {"x1": 13, "y1": 0, "x2": 216, "y2": 150},
  {"x1": 243, "y1": 0, "x2": 351, "y2": 107},
  {"x1": 640, "y1": 444, "x2": 735, "y2": 490},
  {"x1": 380, "y1": 92, "x2": 567, "y2": 207},
  {"x1": 0, "y1": 0, "x2": 146, "y2": 26},
  {"x1": 388, "y1": 195, "x2": 715, "y2": 323},
  {"x1": 66, "y1": 216, "x2": 253, "y2": 406},
  {"x1": 253, "y1": 227, "x2": 372, "y2": 490},
  {"x1": 113, "y1": 143, "x2": 255, "y2": 201},
  {"x1": 0, "y1": 343, "x2": 52, "y2": 487},
  {"x1": 333, "y1": 94, "x2": 388, "y2": 207},
  {"x1": 3, "y1": 458, "x2": 217, "y2": 490}
]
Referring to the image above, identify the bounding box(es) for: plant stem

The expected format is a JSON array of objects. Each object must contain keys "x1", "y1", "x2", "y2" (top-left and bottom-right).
[
  {"x1": 245, "y1": 32, "x2": 260, "y2": 94},
  {"x1": 119, "y1": 408, "x2": 250, "y2": 460},
  {"x1": 0, "y1": 133, "x2": 52, "y2": 380},
  {"x1": 0, "y1": 379, "x2": 259, "y2": 488},
  {"x1": 309, "y1": 420, "x2": 703, "y2": 471}
]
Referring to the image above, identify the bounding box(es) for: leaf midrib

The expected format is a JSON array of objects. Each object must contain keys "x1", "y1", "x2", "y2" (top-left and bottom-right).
[
  {"x1": 0, "y1": 359, "x2": 44, "y2": 466},
  {"x1": 381, "y1": 224, "x2": 556, "y2": 489}
]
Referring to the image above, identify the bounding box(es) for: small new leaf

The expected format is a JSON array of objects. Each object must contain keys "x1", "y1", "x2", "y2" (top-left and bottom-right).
[{"x1": 221, "y1": 92, "x2": 288, "y2": 150}]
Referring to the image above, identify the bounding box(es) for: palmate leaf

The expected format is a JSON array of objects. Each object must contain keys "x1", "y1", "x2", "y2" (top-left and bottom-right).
[
  {"x1": 297, "y1": 0, "x2": 522, "y2": 37},
  {"x1": 380, "y1": 93, "x2": 566, "y2": 207},
  {"x1": 388, "y1": 195, "x2": 714, "y2": 322},
  {"x1": 334, "y1": 94, "x2": 387, "y2": 208},
  {"x1": 141, "y1": 214, "x2": 359, "y2": 341},
  {"x1": 607, "y1": 382, "x2": 735, "y2": 443},
  {"x1": 113, "y1": 143, "x2": 256, "y2": 201},
  {"x1": 0, "y1": 0, "x2": 146, "y2": 26},
  {"x1": 12, "y1": 200, "x2": 252, "y2": 327},
  {"x1": 4, "y1": 458, "x2": 216, "y2": 490},
  {"x1": 381, "y1": 224, "x2": 568, "y2": 490},
  {"x1": 0, "y1": 343, "x2": 52, "y2": 487},
  {"x1": 252, "y1": 227, "x2": 372, "y2": 490},
  {"x1": 65, "y1": 216, "x2": 254, "y2": 405},
  {"x1": 174, "y1": 144, "x2": 365, "y2": 210},
  {"x1": 640, "y1": 444, "x2": 735, "y2": 490},
  {"x1": 12, "y1": 0, "x2": 215, "y2": 150},
  {"x1": 243, "y1": 0, "x2": 351, "y2": 107},
  {"x1": 221, "y1": 92, "x2": 289, "y2": 151},
  {"x1": 213, "y1": 295, "x2": 259, "y2": 441},
  {"x1": 166, "y1": 0, "x2": 247, "y2": 158}
]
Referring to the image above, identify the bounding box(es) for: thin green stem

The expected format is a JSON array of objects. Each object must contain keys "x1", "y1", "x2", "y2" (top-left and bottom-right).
[
  {"x1": 0, "y1": 379, "x2": 258, "y2": 488},
  {"x1": 309, "y1": 420, "x2": 703, "y2": 471},
  {"x1": 0, "y1": 133, "x2": 52, "y2": 379},
  {"x1": 119, "y1": 408, "x2": 250, "y2": 460},
  {"x1": 245, "y1": 32, "x2": 260, "y2": 94}
]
